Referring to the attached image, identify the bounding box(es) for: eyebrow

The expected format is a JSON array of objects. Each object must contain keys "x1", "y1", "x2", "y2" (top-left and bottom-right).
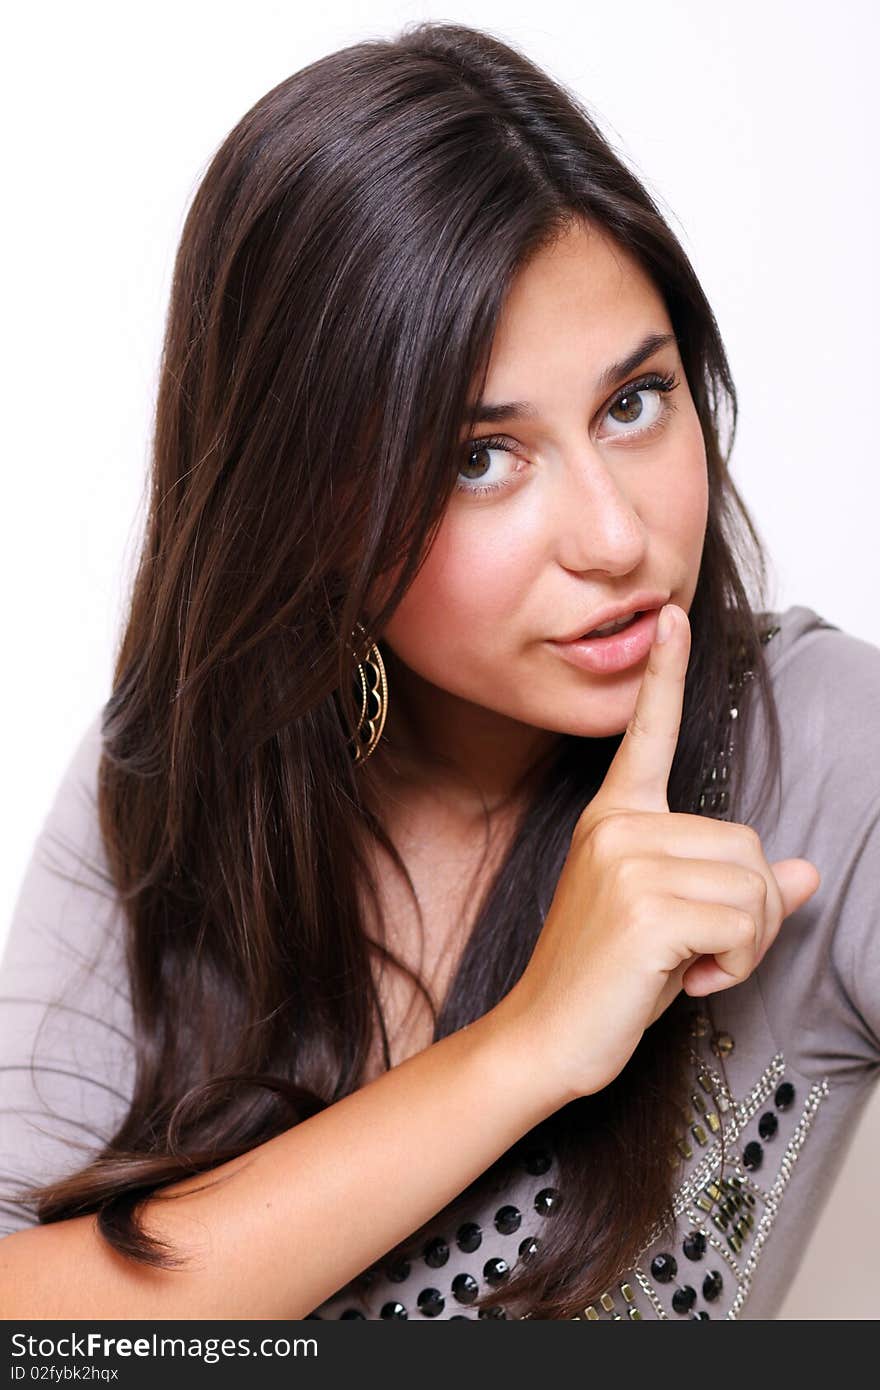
[{"x1": 465, "y1": 330, "x2": 678, "y2": 425}]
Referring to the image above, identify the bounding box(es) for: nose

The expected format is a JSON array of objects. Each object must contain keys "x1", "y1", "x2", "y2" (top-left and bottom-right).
[{"x1": 549, "y1": 446, "x2": 647, "y2": 574}]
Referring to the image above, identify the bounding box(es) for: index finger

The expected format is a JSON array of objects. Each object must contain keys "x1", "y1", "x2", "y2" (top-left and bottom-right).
[{"x1": 596, "y1": 603, "x2": 690, "y2": 814}]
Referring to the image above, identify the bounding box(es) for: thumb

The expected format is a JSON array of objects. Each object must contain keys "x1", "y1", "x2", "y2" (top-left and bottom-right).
[{"x1": 771, "y1": 858, "x2": 822, "y2": 919}]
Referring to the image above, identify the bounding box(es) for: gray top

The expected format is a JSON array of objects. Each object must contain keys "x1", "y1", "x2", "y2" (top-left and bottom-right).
[{"x1": 1, "y1": 604, "x2": 878, "y2": 1320}]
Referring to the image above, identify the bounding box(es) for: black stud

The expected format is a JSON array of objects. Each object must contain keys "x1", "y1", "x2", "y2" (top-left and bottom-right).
[
  {"x1": 483, "y1": 1257, "x2": 510, "y2": 1287},
  {"x1": 758, "y1": 1111, "x2": 779, "y2": 1140},
  {"x1": 691, "y1": 1310, "x2": 711, "y2": 1320},
  {"x1": 478, "y1": 1305, "x2": 508, "y2": 1318},
  {"x1": 340, "y1": 1307, "x2": 366, "y2": 1318},
  {"x1": 423, "y1": 1236, "x2": 449, "y2": 1268},
  {"x1": 451, "y1": 1273, "x2": 479, "y2": 1305},
  {"x1": 683, "y1": 1231, "x2": 707, "y2": 1261},
  {"x1": 775, "y1": 1081, "x2": 796, "y2": 1110},
  {"x1": 534, "y1": 1187, "x2": 561, "y2": 1216},
  {"x1": 386, "y1": 1257, "x2": 410, "y2": 1282},
  {"x1": 417, "y1": 1287, "x2": 445, "y2": 1317},
  {"x1": 650, "y1": 1251, "x2": 678, "y2": 1283},
  {"x1": 456, "y1": 1221, "x2": 482, "y2": 1253},
  {"x1": 450, "y1": 1315, "x2": 470, "y2": 1320},
  {"x1": 494, "y1": 1204, "x2": 522, "y2": 1235},
  {"x1": 520, "y1": 1146, "x2": 552, "y2": 1174},
  {"x1": 380, "y1": 1301, "x2": 408, "y2": 1319},
  {"x1": 519, "y1": 1236, "x2": 540, "y2": 1262},
  {"x1": 742, "y1": 1140, "x2": 763, "y2": 1171},
  {"x1": 671, "y1": 1285, "x2": 697, "y2": 1314},
  {"x1": 702, "y1": 1270, "x2": 724, "y2": 1302}
]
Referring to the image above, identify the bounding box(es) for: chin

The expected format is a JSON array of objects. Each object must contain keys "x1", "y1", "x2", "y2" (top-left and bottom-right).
[{"x1": 536, "y1": 710, "x2": 628, "y2": 742}]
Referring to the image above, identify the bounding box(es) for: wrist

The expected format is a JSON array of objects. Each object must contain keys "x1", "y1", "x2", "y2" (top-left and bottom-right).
[{"x1": 474, "y1": 987, "x2": 573, "y2": 1120}]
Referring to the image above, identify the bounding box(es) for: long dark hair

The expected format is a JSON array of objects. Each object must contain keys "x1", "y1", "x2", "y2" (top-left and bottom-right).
[{"x1": 18, "y1": 20, "x2": 782, "y2": 1318}]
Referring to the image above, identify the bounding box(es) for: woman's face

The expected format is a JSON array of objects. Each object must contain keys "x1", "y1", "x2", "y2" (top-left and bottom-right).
[{"x1": 378, "y1": 218, "x2": 708, "y2": 763}]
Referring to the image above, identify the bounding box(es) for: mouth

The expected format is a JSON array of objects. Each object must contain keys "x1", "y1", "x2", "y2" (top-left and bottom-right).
[
  {"x1": 547, "y1": 607, "x2": 662, "y2": 675},
  {"x1": 552, "y1": 591, "x2": 670, "y2": 645},
  {"x1": 580, "y1": 609, "x2": 645, "y2": 639}
]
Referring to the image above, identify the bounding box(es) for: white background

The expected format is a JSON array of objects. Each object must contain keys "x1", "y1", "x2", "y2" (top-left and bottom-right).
[{"x1": 1, "y1": 0, "x2": 878, "y2": 1317}]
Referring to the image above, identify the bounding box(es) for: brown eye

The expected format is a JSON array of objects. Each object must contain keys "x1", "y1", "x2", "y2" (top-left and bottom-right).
[
  {"x1": 598, "y1": 371, "x2": 680, "y2": 442},
  {"x1": 460, "y1": 443, "x2": 494, "y2": 481},
  {"x1": 609, "y1": 391, "x2": 645, "y2": 425},
  {"x1": 455, "y1": 435, "x2": 519, "y2": 496}
]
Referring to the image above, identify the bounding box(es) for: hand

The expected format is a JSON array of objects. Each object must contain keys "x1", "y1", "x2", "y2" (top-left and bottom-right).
[{"x1": 500, "y1": 603, "x2": 821, "y2": 1106}]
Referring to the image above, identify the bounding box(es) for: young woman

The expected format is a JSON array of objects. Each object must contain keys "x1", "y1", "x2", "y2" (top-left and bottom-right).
[{"x1": 1, "y1": 21, "x2": 877, "y2": 1322}]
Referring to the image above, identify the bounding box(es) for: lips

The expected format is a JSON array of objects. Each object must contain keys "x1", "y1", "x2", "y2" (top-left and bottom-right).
[
  {"x1": 553, "y1": 591, "x2": 670, "y2": 645},
  {"x1": 547, "y1": 607, "x2": 661, "y2": 674}
]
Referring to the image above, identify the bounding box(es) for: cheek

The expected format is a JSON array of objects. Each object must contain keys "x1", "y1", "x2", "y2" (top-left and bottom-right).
[
  {"x1": 682, "y1": 425, "x2": 710, "y2": 545},
  {"x1": 650, "y1": 412, "x2": 708, "y2": 551},
  {"x1": 379, "y1": 509, "x2": 537, "y2": 667}
]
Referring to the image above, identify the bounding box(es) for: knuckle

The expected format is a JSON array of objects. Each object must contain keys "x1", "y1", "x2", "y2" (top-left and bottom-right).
[
  {"x1": 732, "y1": 907, "x2": 758, "y2": 946},
  {"x1": 733, "y1": 822, "x2": 762, "y2": 856},
  {"x1": 614, "y1": 853, "x2": 644, "y2": 898},
  {"x1": 743, "y1": 866, "x2": 768, "y2": 905},
  {"x1": 588, "y1": 811, "x2": 630, "y2": 859},
  {"x1": 623, "y1": 888, "x2": 656, "y2": 937}
]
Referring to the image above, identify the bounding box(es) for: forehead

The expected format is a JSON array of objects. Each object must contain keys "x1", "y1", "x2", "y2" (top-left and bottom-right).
[
  {"x1": 476, "y1": 221, "x2": 672, "y2": 402},
  {"x1": 498, "y1": 220, "x2": 665, "y2": 337}
]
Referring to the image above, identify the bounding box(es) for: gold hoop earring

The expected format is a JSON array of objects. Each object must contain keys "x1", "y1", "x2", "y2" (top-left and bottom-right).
[{"x1": 349, "y1": 619, "x2": 388, "y2": 765}]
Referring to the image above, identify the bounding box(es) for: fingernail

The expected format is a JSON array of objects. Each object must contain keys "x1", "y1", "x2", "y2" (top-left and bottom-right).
[{"x1": 656, "y1": 604, "x2": 674, "y2": 643}]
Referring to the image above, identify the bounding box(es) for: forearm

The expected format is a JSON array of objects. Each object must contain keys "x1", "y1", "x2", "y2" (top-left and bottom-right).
[{"x1": 0, "y1": 998, "x2": 559, "y2": 1319}]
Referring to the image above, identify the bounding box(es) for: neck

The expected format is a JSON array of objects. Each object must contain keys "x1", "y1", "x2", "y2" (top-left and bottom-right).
[{"x1": 366, "y1": 646, "x2": 563, "y2": 822}]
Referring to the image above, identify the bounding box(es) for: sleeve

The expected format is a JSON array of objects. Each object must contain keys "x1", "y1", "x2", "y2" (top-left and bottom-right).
[
  {"x1": 0, "y1": 713, "x2": 136, "y2": 1236},
  {"x1": 829, "y1": 796, "x2": 880, "y2": 1065},
  {"x1": 785, "y1": 616, "x2": 880, "y2": 1069}
]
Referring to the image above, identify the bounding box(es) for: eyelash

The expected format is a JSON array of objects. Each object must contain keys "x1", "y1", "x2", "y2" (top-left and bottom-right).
[{"x1": 455, "y1": 369, "x2": 681, "y2": 496}]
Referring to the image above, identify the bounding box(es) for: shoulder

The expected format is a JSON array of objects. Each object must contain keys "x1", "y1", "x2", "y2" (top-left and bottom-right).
[
  {"x1": 761, "y1": 603, "x2": 880, "y2": 705},
  {"x1": 755, "y1": 603, "x2": 880, "y2": 800},
  {"x1": 0, "y1": 709, "x2": 134, "y2": 1236},
  {"x1": 2, "y1": 705, "x2": 122, "y2": 985},
  {"x1": 742, "y1": 606, "x2": 880, "y2": 1072},
  {"x1": 38, "y1": 711, "x2": 106, "y2": 864}
]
